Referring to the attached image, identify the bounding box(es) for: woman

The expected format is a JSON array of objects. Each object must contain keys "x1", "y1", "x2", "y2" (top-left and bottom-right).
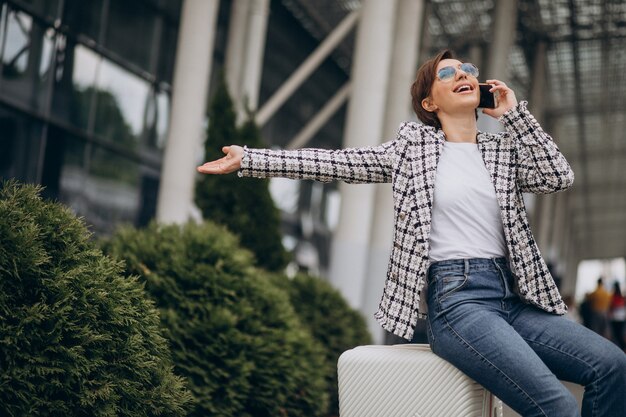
[{"x1": 198, "y1": 50, "x2": 626, "y2": 416}]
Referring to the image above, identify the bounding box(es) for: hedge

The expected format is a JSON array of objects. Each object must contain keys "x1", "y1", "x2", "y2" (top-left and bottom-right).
[
  {"x1": 271, "y1": 273, "x2": 372, "y2": 416},
  {"x1": 0, "y1": 180, "x2": 191, "y2": 417},
  {"x1": 103, "y1": 222, "x2": 329, "y2": 417}
]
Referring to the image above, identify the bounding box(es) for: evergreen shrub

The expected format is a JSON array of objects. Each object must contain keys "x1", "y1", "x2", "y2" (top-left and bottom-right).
[
  {"x1": 271, "y1": 273, "x2": 372, "y2": 416},
  {"x1": 195, "y1": 75, "x2": 289, "y2": 271},
  {"x1": 103, "y1": 221, "x2": 329, "y2": 417},
  {"x1": 0, "y1": 181, "x2": 191, "y2": 417}
]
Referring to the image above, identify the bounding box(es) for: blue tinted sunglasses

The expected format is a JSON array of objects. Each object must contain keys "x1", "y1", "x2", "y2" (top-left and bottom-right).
[{"x1": 437, "y1": 63, "x2": 479, "y2": 82}]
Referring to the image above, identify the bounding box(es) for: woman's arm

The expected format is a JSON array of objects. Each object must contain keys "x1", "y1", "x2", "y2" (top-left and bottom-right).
[
  {"x1": 197, "y1": 128, "x2": 405, "y2": 183},
  {"x1": 236, "y1": 141, "x2": 396, "y2": 184},
  {"x1": 499, "y1": 101, "x2": 575, "y2": 194},
  {"x1": 481, "y1": 80, "x2": 574, "y2": 194}
]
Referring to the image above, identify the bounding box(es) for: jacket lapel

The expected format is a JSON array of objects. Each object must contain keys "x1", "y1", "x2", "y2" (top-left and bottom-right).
[
  {"x1": 477, "y1": 132, "x2": 497, "y2": 185},
  {"x1": 477, "y1": 132, "x2": 511, "y2": 209},
  {"x1": 409, "y1": 128, "x2": 444, "y2": 242}
]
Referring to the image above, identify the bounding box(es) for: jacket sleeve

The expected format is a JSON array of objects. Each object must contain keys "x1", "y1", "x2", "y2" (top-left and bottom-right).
[
  {"x1": 499, "y1": 100, "x2": 575, "y2": 194},
  {"x1": 237, "y1": 130, "x2": 403, "y2": 184}
]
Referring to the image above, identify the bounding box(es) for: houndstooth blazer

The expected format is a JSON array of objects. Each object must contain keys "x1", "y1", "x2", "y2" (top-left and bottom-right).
[{"x1": 238, "y1": 101, "x2": 574, "y2": 341}]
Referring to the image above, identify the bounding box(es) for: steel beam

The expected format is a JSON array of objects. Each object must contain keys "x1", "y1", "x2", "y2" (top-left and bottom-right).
[{"x1": 256, "y1": 9, "x2": 360, "y2": 126}]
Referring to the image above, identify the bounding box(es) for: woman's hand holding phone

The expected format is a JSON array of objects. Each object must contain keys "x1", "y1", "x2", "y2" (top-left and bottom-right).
[{"x1": 480, "y1": 79, "x2": 518, "y2": 119}]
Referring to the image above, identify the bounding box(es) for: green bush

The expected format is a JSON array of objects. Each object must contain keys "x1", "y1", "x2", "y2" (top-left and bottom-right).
[
  {"x1": 0, "y1": 181, "x2": 191, "y2": 417},
  {"x1": 103, "y1": 222, "x2": 329, "y2": 417},
  {"x1": 271, "y1": 274, "x2": 372, "y2": 416},
  {"x1": 195, "y1": 75, "x2": 289, "y2": 272}
]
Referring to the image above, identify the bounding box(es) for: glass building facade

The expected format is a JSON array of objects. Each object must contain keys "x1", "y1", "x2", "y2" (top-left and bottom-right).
[
  {"x1": 0, "y1": 0, "x2": 349, "y2": 273},
  {"x1": 0, "y1": 0, "x2": 181, "y2": 234}
]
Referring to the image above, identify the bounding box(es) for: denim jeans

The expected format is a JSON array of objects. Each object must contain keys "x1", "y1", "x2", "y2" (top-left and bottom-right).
[{"x1": 423, "y1": 257, "x2": 626, "y2": 417}]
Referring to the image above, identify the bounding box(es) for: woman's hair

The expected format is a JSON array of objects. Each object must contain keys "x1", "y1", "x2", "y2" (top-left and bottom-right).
[
  {"x1": 411, "y1": 49, "x2": 455, "y2": 128},
  {"x1": 411, "y1": 49, "x2": 479, "y2": 129}
]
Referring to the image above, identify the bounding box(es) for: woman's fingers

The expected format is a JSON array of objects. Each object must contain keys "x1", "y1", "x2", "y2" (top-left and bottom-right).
[
  {"x1": 197, "y1": 158, "x2": 230, "y2": 174},
  {"x1": 197, "y1": 145, "x2": 244, "y2": 175},
  {"x1": 482, "y1": 79, "x2": 517, "y2": 118}
]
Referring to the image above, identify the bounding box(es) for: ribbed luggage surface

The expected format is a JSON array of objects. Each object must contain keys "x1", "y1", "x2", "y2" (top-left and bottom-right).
[{"x1": 338, "y1": 344, "x2": 502, "y2": 417}]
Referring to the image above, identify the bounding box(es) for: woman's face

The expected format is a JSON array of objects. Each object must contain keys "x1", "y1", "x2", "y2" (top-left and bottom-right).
[{"x1": 423, "y1": 58, "x2": 480, "y2": 115}]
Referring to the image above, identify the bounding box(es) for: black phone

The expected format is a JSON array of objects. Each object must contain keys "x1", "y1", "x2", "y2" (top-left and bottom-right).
[{"x1": 478, "y1": 83, "x2": 496, "y2": 108}]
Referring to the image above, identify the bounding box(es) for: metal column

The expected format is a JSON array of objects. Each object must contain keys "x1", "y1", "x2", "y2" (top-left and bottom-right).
[
  {"x1": 156, "y1": 0, "x2": 219, "y2": 223},
  {"x1": 477, "y1": 0, "x2": 518, "y2": 133}
]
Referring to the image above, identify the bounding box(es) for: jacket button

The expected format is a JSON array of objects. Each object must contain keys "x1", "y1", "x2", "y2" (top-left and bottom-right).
[
  {"x1": 399, "y1": 212, "x2": 407, "y2": 220},
  {"x1": 391, "y1": 272, "x2": 398, "y2": 281}
]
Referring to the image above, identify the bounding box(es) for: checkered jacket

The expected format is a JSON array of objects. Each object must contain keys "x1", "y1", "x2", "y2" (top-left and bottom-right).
[{"x1": 238, "y1": 101, "x2": 574, "y2": 340}]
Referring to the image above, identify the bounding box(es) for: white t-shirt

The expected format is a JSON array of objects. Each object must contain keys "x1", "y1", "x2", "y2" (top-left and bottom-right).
[{"x1": 428, "y1": 141, "x2": 507, "y2": 262}]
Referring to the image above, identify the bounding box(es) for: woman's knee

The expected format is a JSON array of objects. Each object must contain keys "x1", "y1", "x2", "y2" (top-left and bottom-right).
[
  {"x1": 553, "y1": 389, "x2": 579, "y2": 416},
  {"x1": 598, "y1": 348, "x2": 626, "y2": 385},
  {"x1": 523, "y1": 384, "x2": 578, "y2": 417}
]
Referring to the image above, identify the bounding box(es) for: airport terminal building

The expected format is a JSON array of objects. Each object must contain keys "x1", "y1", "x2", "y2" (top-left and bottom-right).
[{"x1": 2, "y1": 0, "x2": 625, "y2": 343}]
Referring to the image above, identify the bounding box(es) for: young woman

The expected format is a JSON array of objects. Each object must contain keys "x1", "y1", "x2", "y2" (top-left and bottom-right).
[{"x1": 198, "y1": 50, "x2": 626, "y2": 416}]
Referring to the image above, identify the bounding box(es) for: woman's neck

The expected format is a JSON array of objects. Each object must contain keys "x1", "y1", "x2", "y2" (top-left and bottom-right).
[{"x1": 439, "y1": 111, "x2": 478, "y2": 143}]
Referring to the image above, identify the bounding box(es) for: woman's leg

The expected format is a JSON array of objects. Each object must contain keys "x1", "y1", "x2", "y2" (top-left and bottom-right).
[
  {"x1": 426, "y1": 258, "x2": 580, "y2": 417},
  {"x1": 511, "y1": 305, "x2": 626, "y2": 417}
]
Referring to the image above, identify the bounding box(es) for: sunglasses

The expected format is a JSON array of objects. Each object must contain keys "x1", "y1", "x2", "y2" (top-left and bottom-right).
[{"x1": 437, "y1": 63, "x2": 479, "y2": 82}]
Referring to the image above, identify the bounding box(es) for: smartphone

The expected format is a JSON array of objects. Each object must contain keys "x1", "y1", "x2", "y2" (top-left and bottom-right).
[{"x1": 478, "y1": 83, "x2": 496, "y2": 108}]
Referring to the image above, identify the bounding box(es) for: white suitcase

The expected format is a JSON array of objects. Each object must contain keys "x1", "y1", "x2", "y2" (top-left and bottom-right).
[{"x1": 338, "y1": 344, "x2": 502, "y2": 417}]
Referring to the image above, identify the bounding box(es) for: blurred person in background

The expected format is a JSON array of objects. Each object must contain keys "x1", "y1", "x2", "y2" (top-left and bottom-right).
[
  {"x1": 588, "y1": 277, "x2": 612, "y2": 337},
  {"x1": 579, "y1": 291, "x2": 593, "y2": 329},
  {"x1": 197, "y1": 49, "x2": 626, "y2": 416},
  {"x1": 609, "y1": 281, "x2": 626, "y2": 351}
]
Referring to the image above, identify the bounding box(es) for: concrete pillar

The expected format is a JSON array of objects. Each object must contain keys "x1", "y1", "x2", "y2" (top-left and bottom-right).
[
  {"x1": 468, "y1": 44, "x2": 483, "y2": 73},
  {"x1": 535, "y1": 194, "x2": 555, "y2": 251},
  {"x1": 362, "y1": 0, "x2": 425, "y2": 343},
  {"x1": 528, "y1": 40, "x2": 552, "y2": 246},
  {"x1": 224, "y1": 0, "x2": 250, "y2": 103},
  {"x1": 156, "y1": 0, "x2": 219, "y2": 223},
  {"x1": 225, "y1": 0, "x2": 270, "y2": 122},
  {"x1": 486, "y1": 0, "x2": 518, "y2": 81},
  {"x1": 529, "y1": 41, "x2": 548, "y2": 124},
  {"x1": 564, "y1": 251, "x2": 580, "y2": 301},
  {"x1": 549, "y1": 192, "x2": 569, "y2": 261},
  {"x1": 329, "y1": 0, "x2": 398, "y2": 310},
  {"x1": 560, "y1": 219, "x2": 578, "y2": 297},
  {"x1": 477, "y1": 0, "x2": 518, "y2": 133}
]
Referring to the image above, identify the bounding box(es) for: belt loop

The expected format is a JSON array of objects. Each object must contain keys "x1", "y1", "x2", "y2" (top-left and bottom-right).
[{"x1": 464, "y1": 259, "x2": 469, "y2": 276}]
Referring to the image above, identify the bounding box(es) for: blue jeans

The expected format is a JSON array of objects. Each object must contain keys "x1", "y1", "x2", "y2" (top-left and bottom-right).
[{"x1": 422, "y1": 257, "x2": 626, "y2": 417}]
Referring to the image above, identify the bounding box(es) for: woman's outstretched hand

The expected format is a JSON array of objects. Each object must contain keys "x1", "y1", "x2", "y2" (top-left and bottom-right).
[
  {"x1": 481, "y1": 79, "x2": 518, "y2": 119},
  {"x1": 197, "y1": 145, "x2": 244, "y2": 174}
]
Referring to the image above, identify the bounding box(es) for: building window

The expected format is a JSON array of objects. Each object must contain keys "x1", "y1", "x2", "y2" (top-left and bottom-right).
[{"x1": 0, "y1": 6, "x2": 55, "y2": 110}]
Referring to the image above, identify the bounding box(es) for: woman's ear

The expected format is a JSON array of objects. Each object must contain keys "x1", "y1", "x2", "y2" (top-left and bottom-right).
[{"x1": 421, "y1": 97, "x2": 438, "y2": 113}]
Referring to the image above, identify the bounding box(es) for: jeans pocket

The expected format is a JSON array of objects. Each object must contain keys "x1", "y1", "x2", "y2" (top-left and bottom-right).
[{"x1": 437, "y1": 271, "x2": 469, "y2": 304}]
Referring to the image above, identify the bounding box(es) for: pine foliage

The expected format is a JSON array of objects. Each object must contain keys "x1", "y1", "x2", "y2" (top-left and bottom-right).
[
  {"x1": 195, "y1": 76, "x2": 289, "y2": 272},
  {"x1": 103, "y1": 222, "x2": 329, "y2": 417},
  {"x1": 271, "y1": 273, "x2": 372, "y2": 416},
  {"x1": 0, "y1": 180, "x2": 191, "y2": 417}
]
